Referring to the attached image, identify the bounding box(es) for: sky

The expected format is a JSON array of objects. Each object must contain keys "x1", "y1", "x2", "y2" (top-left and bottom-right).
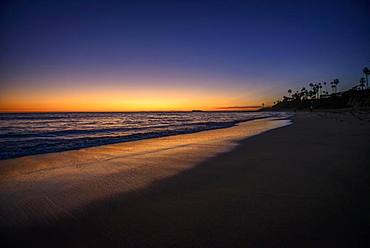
[{"x1": 0, "y1": 0, "x2": 369, "y2": 112}]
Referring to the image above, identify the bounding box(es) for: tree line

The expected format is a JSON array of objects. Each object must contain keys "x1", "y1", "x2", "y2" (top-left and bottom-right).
[{"x1": 273, "y1": 67, "x2": 369, "y2": 105}]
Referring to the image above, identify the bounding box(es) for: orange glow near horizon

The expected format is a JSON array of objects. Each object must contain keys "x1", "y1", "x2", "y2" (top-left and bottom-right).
[
  {"x1": 0, "y1": 87, "x2": 269, "y2": 112},
  {"x1": 0, "y1": 75, "x2": 277, "y2": 112}
]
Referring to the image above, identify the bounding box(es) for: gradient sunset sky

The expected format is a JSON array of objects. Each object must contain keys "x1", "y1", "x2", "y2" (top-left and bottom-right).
[{"x1": 1, "y1": 0, "x2": 369, "y2": 112}]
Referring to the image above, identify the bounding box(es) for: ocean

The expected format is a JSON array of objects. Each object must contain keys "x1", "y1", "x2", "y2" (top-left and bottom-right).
[{"x1": 0, "y1": 112, "x2": 290, "y2": 159}]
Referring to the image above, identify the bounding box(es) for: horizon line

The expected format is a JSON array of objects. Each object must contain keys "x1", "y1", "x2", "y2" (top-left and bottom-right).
[{"x1": 0, "y1": 110, "x2": 261, "y2": 114}]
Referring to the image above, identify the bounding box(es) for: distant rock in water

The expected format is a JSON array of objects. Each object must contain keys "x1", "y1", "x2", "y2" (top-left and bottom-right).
[{"x1": 191, "y1": 110, "x2": 204, "y2": 112}]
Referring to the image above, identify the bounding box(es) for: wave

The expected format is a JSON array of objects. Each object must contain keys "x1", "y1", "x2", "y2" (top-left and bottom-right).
[{"x1": 0, "y1": 112, "x2": 292, "y2": 160}]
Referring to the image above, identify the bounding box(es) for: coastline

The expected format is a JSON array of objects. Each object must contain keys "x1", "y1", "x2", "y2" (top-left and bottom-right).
[
  {"x1": 1, "y1": 112, "x2": 370, "y2": 247},
  {"x1": 0, "y1": 112, "x2": 288, "y2": 160},
  {"x1": 0, "y1": 117, "x2": 290, "y2": 227}
]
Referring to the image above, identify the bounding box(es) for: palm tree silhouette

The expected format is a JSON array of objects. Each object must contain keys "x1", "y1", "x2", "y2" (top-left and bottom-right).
[
  {"x1": 359, "y1": 77, "x2": 366, "y2": 90},
  {"x1": 332, "y1": 79, "x2": 339, "y2": 93},
  {"x1": 335, "y1": 79, "x2": 339, "y2": 92},
  {"x1": 363, "y1": 67, "x2": 370, "y2": 89},
  {"x1": 330, "y1": 81, "x2": 335, "y2": 94},
  {"x1": 313, "y1": 83, "x2": 320, "y2": 98},
  {"x1": 278, "y1": 67, "x2": 367, "y2": 109},
  {"x1": 300, "y1": 87, "x2": 307, "y2": 100}
]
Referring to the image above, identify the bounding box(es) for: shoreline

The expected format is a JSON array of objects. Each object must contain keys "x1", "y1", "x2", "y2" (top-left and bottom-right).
[
  {"x1": 0, "y1": 113, "x2": 289, "y2": 160},
  {"x1": 0, "y1": 117, "x2": 290, "y2": 227},
  {"x1": 1, "y1": 112, "x2": 370, "y2": 247}
]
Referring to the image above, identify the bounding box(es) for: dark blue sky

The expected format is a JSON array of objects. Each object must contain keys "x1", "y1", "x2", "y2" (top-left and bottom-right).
[{"x1": 1, "y1": 0, "x2": 369, "y2": 110}]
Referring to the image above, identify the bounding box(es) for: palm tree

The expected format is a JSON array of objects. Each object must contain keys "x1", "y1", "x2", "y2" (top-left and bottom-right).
[
  {"x1": 334, "y1": 79, "x2": 339, "y2": 93},
  {"x1": 288, "y1": 89, "x2": 292, "y2": 97},
  {"x1": 359, "y1": 77, "x2": 366, "y2": 90},
  {"x1": 323, "y1": 82, "x2": 328, "y2": 94},
  {"x1": 318, "y1": 83, "x2": 322, "y2": 98},
  {"x1": 330, "y1": 81, "x2": 335, "y2": 94},
  {"x1": 313, "y1": 83, "x2": 319, "y2": 98},
  {"x1": 363, "y1": 67, "x2": 370, "y2": 89},
  {"x1": 308, "y1": 83, "x2": 317, "y2": 99},
  {"x1": 308, "y1": 90, "x2": 314, "y2": 99},
  {"x1": 331, "y1": 79, "x2": 339, "y2": 93},
  {"x1": 301, "y1": 87, "x2": 306, "y2": 94}
]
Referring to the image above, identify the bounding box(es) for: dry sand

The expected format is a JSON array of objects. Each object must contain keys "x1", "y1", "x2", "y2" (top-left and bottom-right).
[{"x1": 1, "y1": 111, "x2": 370, "y2": 247}]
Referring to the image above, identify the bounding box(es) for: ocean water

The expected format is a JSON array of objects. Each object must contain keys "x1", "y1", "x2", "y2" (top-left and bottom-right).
[{"x1": 0, "y1": 112, "x2": 290, "y2": 160}]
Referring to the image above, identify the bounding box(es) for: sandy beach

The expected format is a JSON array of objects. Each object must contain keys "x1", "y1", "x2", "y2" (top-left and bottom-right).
[{"x1": 1, "y1": 111, "x2": 370, "y2": 247}]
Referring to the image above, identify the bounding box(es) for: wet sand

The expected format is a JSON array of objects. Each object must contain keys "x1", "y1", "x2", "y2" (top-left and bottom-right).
[
  {"x1": 0, "y1": 118, "x2": 289, "y2": 227},
  {"x1": 1, "y1": 112, "x2": 370, "y2": 247}
]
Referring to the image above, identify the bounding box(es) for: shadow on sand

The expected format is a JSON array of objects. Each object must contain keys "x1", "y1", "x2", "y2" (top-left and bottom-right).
[{"x1": 2, "y1": 113, "x2": 370, "y2": 248}]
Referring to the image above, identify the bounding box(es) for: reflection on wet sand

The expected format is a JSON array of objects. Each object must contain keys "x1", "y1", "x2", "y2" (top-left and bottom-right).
[{"x1": 0, "y1": 118, "x2": 290, "y2": 227}]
